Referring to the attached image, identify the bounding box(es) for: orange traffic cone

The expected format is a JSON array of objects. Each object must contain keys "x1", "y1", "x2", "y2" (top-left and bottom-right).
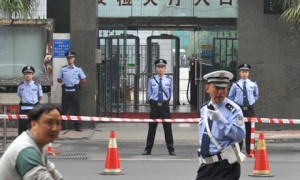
[
  {"x1": 47, "y1": 143, "x2": 59, "y2": 156},
  {"x1": 249, "y1": 133, "x2": 274, "y2": 177},
  {"x1": 99, "y1": 131, "x2": 125, "y2": 175}
]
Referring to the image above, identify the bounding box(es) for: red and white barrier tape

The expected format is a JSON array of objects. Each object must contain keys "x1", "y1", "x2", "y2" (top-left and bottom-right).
[
  {"x1": 0, "y1": 114, "x2": 199, "y2": 123},
  {"x1": 1, "y1": 114, "x2": 300, "y2": 124}
]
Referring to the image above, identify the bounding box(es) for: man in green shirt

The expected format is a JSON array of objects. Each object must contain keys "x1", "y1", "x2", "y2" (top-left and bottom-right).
[{"x1": 0, "y1": 104, "x2": 63, "y2": 180}]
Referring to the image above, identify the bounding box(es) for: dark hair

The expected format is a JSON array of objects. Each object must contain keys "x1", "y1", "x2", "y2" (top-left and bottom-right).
[{"x1": 28, "y1": 104, "x2": 61, "y2": 126}]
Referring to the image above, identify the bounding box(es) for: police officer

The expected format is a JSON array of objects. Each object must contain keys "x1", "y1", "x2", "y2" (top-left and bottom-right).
[
  {"x1": 57, "y1": 52, "x2": 87, "y2": 131},
  {"x1": 228, "y1": 64, "x2": 259, "y2": 156},
  {"x1": 17, "y1": 66, "x2": 43, "y2": 135},
  {"x1": 142, "y1": 59, "x2": 176, "y2": 156},
  {"x1": 196, "y1": 70, "x2": 245, "y2": 180}
]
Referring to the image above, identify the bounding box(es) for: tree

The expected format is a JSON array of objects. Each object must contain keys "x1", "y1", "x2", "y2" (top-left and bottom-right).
[
  {"x1": 279, "y1": 0, "x2": 300, "y2": 29},
  {"x1": 0, "y1": 0, "x2": 36, "y2": 18}
]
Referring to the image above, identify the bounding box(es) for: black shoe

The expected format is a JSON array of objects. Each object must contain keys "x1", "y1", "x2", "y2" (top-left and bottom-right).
[
  {"x1": 142, "y1": 150, "x2": 151, "y2": 155},
  {"x1": 169, "y1": 151, "x2": 176, "y2": 156},
  {"x1": 75, "y1": 128, "x2": 82, "y2": 132}
]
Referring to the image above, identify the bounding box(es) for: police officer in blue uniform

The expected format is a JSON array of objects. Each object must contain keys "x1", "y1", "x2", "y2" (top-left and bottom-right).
[
  {"x1": 17, "y1": 66, "x2": 43, "y2": 135},
  {"x1": 228, "y1": 64, "x2": 259, "y2": 156},
  {"x1": 142, "y1": 59, "x2": 176, "y2": 156},
  {"x1": 196, "y1": 70, "x2": 245, "y2": 180},
  {"x1": 57, "y1": 52, "x2": 87, "y2": 131}
]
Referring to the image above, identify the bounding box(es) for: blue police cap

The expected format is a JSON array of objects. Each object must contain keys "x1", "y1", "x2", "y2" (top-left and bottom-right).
[
  {"x1": 203, "y1": 70, "x2": 233, "y2": 87},
  {"x1": 238, "y1": 63, "x2": 251, "y2": 71},
  {"x1": 65, "y1": 51, "x2": 76, "y2": 57},
  {"x1": 154, "y1": 59, "x2": 167, "y2": 66},
  {"x1": 22, "y1": 65, "x2": 35, "y2": 73}
]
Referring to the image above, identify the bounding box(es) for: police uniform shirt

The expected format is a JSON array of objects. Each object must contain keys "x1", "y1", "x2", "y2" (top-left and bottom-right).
[
  {"x1": 148, "y1": 75, "x2": 172, "y2": 101},
  {"x1": 57, "y1": 65, "x2": 86, "y2": 92},
  {"x1": 17, "y1": 81, "x2": 43, "y2": 110},
  {"x1": 198, "y1": 98, "x2": 245, "y2": 156},
  {"x1": 228, "y1": 79, "x2": 259, "y2": 106}
]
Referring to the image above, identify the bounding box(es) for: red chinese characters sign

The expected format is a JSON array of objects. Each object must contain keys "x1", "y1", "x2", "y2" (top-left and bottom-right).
[
  {"x1": 98, "y1": 0, "x2": 233, "y2": 6},
  {"x1": 97, "y1": 0, "x2": 237, "y2": 18}
]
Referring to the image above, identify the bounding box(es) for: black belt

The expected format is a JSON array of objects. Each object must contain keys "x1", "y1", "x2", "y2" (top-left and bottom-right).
[
  {"x1": 239, "y1": 105, "x2": 252, "y2": 111},
  {"x1": 149, "y1": 100, "x2": 169, "y2": 106},
  {"x1": 19, "y1": 102, "x2": 39, "y2": 107},
  {"x1": 62, "y1": 84, "x2": 78, "y2": 90}
]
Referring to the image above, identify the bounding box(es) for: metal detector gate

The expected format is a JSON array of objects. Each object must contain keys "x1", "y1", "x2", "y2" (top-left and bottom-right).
[
  {"x1": 97, "y1": 34, "x2": 140, "y2": 117},
  {"x1": 146, "y1": 34, "x2": 180, "y2": 109}
]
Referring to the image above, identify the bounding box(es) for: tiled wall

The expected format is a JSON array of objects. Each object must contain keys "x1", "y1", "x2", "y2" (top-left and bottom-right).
[{"x1": 0, "y1": 0, "x2": 47, "y2": 19}]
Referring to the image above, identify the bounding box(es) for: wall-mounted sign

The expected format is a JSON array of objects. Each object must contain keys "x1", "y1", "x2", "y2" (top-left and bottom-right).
[
  {"x1": 53, "y1": 39, "x2": 70, "y2": 58},
  {"x1": 98, "y1": 0, "x2": 237, "y2": 18}
]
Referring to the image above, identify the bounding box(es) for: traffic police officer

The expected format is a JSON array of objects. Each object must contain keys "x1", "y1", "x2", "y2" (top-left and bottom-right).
[
  {"x1": 142, "y1": 59, "x2": 176, "y2": 156},
  {"x1": 57, "y1": 52, "x2": 87, "y2": 131},
  {"x1": 228, "y1": 64, "x2": 259, "y2": 156},
  {"x1": 17, "y1": 65, "x2": 43, "y2": 135},
  {"x1": 196, "y1": 70, "x2": 245, "y2": 180}
]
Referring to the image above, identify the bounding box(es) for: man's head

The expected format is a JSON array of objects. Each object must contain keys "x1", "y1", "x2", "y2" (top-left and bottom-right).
[
  {"x1": 65, "y1": 51, "x2": 76, "y2": 66},
  {"x1": 154, "y1": 59, "x2": 167, "y2": 76},
  {"x1": 203, "y1": 70, "x2": 233, "y2": 104},
  {"x1": 22, "y1": 65, "x2": 35, "y2": 82},
  {"x1": 29, "y1": 104, "x2": 62, "y2": 147},
  {"x1": 238, "y1": 63, "x2": 251, "y2": 80}
]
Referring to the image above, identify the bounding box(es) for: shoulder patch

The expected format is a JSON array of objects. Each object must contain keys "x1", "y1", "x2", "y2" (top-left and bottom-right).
[
  {"x1": 237, "y1": 115, "x2": 244, "y2": 126},
  {"x1": 225, "y1": 103, "x2": 236, "y2": 113}
]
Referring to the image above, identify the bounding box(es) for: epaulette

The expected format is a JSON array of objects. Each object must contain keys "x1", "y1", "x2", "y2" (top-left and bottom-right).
[
  {"x1": 62, "y1": 65, "x2": 67, "y2": 68},
  {"x1": 225, "y1": 103, "x2": 236, "y2": 113},
  {"x1": 19, "y1": 82, "x2": 24, "y2": 85},
  {"x1": 201, "y1": 101, "x2": 209, "y2": 108},
  {"x1": 34, "y1": 82, "x2": 40, "y2": 86}
]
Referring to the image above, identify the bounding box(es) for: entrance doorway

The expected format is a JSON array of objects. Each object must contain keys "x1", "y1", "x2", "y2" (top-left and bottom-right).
[{"x1": 97, "y1": 26, "x2": 237, "y2": 116}]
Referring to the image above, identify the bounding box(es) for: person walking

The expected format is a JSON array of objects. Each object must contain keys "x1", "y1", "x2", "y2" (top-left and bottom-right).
[
  {"x1": 142, "y1": 59, "x2": 176, "y2": 156},
  {"x1": 228, "y1": 63, "x2": 259, "y2": 156},
  {"x1": 57, "y1": 51, "x2": 86, "y2": 131},
  {"x1": 196, "y1": 70, "x2": 246, "y2": 180},
  {"x1": 0, "y1": 104, "x2": 64, "y2": 180},
  {"x1": 17, "y1": 65, "x2": 43, "y2": 135}
]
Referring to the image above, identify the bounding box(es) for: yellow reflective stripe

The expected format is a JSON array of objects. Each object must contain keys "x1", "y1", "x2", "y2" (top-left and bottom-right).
[
  {"x1": 253, "y1": 170, "x2": 271, "y2": 174},
  {"x1": 257, "y1": 140, "x2": 266, "y2": 150}
]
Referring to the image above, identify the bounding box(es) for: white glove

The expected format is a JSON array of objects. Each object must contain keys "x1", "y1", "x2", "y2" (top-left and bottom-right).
[
  {"x1": 47, "y1": 161, "x2": 63, "y2": 180},
  {"x1": 207, "y1": 104, "x2": 227, "y2": 124}
]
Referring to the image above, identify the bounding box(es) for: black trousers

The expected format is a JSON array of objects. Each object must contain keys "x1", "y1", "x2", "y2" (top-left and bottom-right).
[
  {"x1": 61, "y1": 90, "x2": 80, "y2": 129},
  {"x1": 145, "y1": 101, "x2": 174, "y2": 152},
  {"x1": 196, "y1": 160, "x2": 241, "y2": 180},
  {"x1": 239, "y1": 106, "x2": 255, "y2": 154},
  {"x1": 18, "y1": 109, "x2": 31, "y2": 135}
]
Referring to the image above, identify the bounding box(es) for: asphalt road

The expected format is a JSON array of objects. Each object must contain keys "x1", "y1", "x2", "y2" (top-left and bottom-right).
[{"x1": 49, "y1": 139, "x2": 300, "y2": 180}]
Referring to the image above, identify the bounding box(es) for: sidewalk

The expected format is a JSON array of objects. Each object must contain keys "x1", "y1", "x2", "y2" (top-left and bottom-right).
[{"x1": 2, "y1": 127, "x2": 300, "y2": 143}]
